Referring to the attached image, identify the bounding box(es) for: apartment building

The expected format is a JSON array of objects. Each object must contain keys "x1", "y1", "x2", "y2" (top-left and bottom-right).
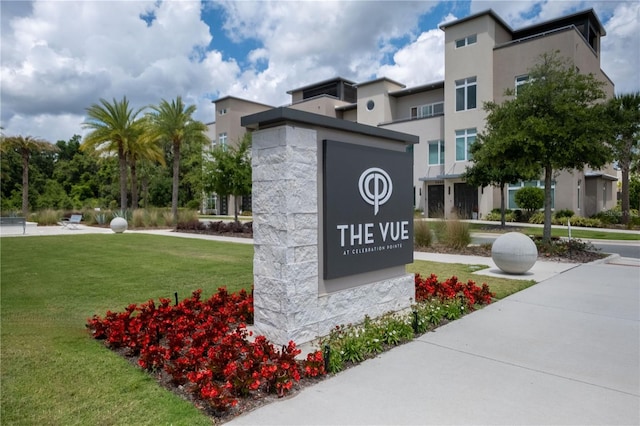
[{"x1": 210, "y1": 8, "x2": 617, "y2": 219}]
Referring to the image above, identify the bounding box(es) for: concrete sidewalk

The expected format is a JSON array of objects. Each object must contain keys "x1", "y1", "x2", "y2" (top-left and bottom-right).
[{"x1": 229, "y1": 262, "x2": 640, "y2": 425}]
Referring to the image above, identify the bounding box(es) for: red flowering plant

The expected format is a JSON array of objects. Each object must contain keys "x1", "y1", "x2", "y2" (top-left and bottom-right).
[
  {"x1": 87, "y1": 287, "x2": 325, "y2": 413},
  {"x1": 414, "y1": 273, "x2": 494, "y2": 309}
]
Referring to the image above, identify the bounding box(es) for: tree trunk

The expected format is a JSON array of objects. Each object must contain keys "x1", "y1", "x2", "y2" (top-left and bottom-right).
[
  {"x1": 118, "y1": 144, "x2": 128, "y2": 211},
  {"x1": 171, "y1": 141, "x2": 181, "y2": 227},
  {"x1": 21, "y1": 149, "x2": 29, "y2": 218},
  {"x1": 543, "y1": 166, "x2": 553, "y2": 243},
  {"x1": 499, "y1": 183, "x2": 506, "y2": 227},
  {"x1": 234, "y1": 196, "x2": 239, "y2": 223},
  {"x1": 131, "y1": 160, "x2": 138, "y2": 210},
  {"x1": 620, "y1": 159, "x2": 630, "y2": 226}
]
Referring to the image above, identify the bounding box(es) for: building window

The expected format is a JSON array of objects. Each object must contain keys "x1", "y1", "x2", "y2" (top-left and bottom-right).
[
  {"x1": 515, "y1": 75, "x2": 529, "y2": 95},
  {"x1": 428, "y1": 140, "x2": 445, "y2": 165},
  {"x1": 455, "y1": 128, "x2": 476, "y2": 161},
  {"x1": 455, "y1": 34, "x2": 477, "y2": 48},
  {"x1": 455, "y1": 77, "x2": 476, "y2": 111},
  {"x1": 366, "y1": 100, "x2": 375, "y2": 111},
  {"x1": 219, "y1": 108, "x2": 227, "y2": 115},
  {"x1": 411, "y1": 102, "x2": 444, "y2": 119},
  {"x1": 508, "y1": 180, "x2": 555, "y2": 209},
  {"x1": 218, "y1": 132, "x2": 227, "y2": 149}
]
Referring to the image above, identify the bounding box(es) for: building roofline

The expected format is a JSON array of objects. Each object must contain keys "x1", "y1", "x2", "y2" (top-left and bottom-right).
[
  {"x1": 389, "y1": 80, "x2": 445, "y2": 97},
  {"x1": 440, "y1": 8, "x2": 605, "y2": 37},
  {"x1": 212, "y1": 95, "x2": 275, "y2": 109},
  {"x1": 514, "y1": 8, "x2": 605, "y2": 37},
  {"x1": 241, "y1": 107, "x2": 418, "y2": 145},
  {"x1": 286, "y1": 76, "x2": 357, "y2": 94},
  {"x1": 439, "y1": 9, "x2": 512, "y2": 33},
  {"x1": 335, "y1": 103, "x2": 357, "y2": 111},
  {"x1": 355, "y1": 76, "x2": 406, "y2": 89}
]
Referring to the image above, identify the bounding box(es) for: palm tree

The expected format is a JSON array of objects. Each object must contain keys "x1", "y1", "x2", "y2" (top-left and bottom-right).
[
  {"x1": 0, "y1": 135, "x2": 58, "y2": 217},
  {"x1": 607, "y1": 92, "x2": 640, "y2": 225},
  {"x1": 128, "y1": 117, "x2": 165, "y2": 209},
  {"x1": 82, "y1": 97, "x2": 145, "y2": 210},
  {"x1": 146, "y1": 96, "x2": 208, "y2": 225}
]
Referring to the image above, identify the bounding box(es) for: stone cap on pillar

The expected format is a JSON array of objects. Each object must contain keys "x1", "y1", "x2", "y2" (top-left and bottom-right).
[{"x1": 241, "y1": 107, "x2": 418, "y2": 146}]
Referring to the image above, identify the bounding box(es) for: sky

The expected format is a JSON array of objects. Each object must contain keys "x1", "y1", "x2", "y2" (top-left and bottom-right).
[{"x1": 1, "y1": 0, "x2": 638, "y2": 144}]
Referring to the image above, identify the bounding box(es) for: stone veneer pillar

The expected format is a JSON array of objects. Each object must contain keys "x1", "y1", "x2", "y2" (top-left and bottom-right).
[{"x1": 246, "y1": 108, "x2": 415, "y2": 346}]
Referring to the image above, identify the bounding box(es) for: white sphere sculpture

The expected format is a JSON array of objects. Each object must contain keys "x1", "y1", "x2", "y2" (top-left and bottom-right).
[
  {"x1": 491, "y1": 232, "x2": 537, "y2": 274},
  {"x1": 110, "y1": 217, "x2": 128, "y2": 233}
]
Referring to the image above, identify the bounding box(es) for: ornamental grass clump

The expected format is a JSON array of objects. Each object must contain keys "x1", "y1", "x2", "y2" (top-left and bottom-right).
[
  {"x1": 414, "y1": 219, "x2": 433, "y2": 247},
  {"x1": 443, "y1": 219, "x2": 472, "y2": 250}
]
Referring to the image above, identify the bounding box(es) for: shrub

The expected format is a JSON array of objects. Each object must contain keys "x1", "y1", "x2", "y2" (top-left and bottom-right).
[
  {"x1": 528, "y1": 212, "x2": 545, "y2": 224},
  {"x1": 566, "y1": 216, "x2": 603, "y2": 228},
  {"x1": 413, "y1": 220, "x2": 432, "y2": 247},
  {"x1": 555, "y1": 209, "x2": 574, "y2": 219},
  {"x1": 484, "y1": 209, "x2": 516, "y2": 222},
  {"x1": 515, "y1": 187, "x2": 544, "y2": 213}
]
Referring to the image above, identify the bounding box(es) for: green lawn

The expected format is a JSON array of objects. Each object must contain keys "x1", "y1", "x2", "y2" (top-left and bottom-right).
[
  {"x1": 1, "y1": 234, "x2": 534, "y2": 424},
  {"x1": 1, "y1": 234, "x2": 252, "y2": 425},
  {"x1": 469, "y1": 223, "x2": 640, "y2": 241}
]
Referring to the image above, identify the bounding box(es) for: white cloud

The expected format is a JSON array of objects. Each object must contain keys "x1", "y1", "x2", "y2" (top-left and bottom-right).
[
  {"x1": 2, "y1": 0, "x2": 637, "y2": 142},
  {"x1": 377, "y1": 28, "x2": 446, "y2": 86},
  {"x1": 214, "y1": 0, "x2": 438, "y2": 105},
  {"x1": 1, "y1": 0, "x2": 234, "y2": 141},
  {"x1": 600, "y1": 1, "x2": 640, "y2": 94}
]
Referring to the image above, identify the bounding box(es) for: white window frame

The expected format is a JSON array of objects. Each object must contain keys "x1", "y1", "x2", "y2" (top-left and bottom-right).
[
  {"x1": 455, "y1": 77, "x2": 477, "y2": 111},
  {"x1": 410, "y1": 102, "x2": 444, "y2": 119},
  {"x1": 218, "y1": 132, "x2": 227, "y2": 149},
  {"x1": 515, "y1": 75, "x2": 529, "y2": 95},
  {"x1": 455, "y1": 34, "x2": 477, "y2": 48},
  {"x1": 219, "y1": 108, "x2": 227, "y2": 115},
  {"x1": 428, "y1": 140, "x2": 445, "y2": 165},
  {"x1": 455, "y1": 128, "x2": 476, "y2": 162}
]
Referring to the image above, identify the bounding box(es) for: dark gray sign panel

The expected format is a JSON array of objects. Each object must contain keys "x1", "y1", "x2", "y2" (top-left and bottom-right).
[{"x1": 323, "y1": 140, "x2": 414, "y2": 279}]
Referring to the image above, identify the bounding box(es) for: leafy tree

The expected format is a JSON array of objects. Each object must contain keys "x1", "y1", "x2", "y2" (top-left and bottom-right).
[
  {"x1": 630, "y1": 174, "x2": 640, "y2": 212},
  {"x1": 145, "y1": 96, "x2": 208, "y2": 225},
  {"x1": 480, "y1": 52, "x2": 611, "y2": 242},
  {"x1": 605, "y1": 92, "x2": 640, "y2": 225},
  {"x1": 82, "y1": 97, "x2": 145, "y2": 210},
  {"x1": 0, "y1": 135, "x2": 58, "y2": 216},
  {"x1": 464, "y1": 106, "x2": 540, "y2": 226},
  {"x1": 53, "y1": 135, "x2": 101, "y2": 205},
  {"x1": 204, "y1": 133, "x2": 252, "y2": 222}
]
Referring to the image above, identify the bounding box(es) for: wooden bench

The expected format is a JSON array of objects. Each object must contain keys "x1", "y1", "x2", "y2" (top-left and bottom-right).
[
  {"x1": 60, "y1": 214, "x2": 82, "y2": 230},
  {"x1": 0, "y1": 217, "x2": 26, "y2": 234}
]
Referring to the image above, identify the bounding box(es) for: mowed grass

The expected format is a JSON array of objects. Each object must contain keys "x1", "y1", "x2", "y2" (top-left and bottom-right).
[
  {"x1": 468, "y1": 223, "x2": 640, "y2": 241},
  {"x1": 2, "y1": 233, "x2": 535, "y2": 424},
  {"x1": 1, "y1": 234, "x2": 253, "y2": 425}
]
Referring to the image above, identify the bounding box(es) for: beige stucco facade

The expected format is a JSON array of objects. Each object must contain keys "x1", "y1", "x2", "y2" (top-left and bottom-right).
[{"x1": 211, "y1": 8, "x2": 617, "y2": 219}]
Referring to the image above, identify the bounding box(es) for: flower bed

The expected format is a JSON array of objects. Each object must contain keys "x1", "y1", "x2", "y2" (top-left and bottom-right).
[
  {"x1": 87, "y1": 275, "x2": 493, "y2": 420},
  {"x1": 87, "y1": 288, "x2": 324, "y2": 415}
]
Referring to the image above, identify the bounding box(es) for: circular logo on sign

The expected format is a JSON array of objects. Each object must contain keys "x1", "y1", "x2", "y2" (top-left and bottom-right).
[{"x1": 358, "y1": 167, "x2": 393, "y2": 215}]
